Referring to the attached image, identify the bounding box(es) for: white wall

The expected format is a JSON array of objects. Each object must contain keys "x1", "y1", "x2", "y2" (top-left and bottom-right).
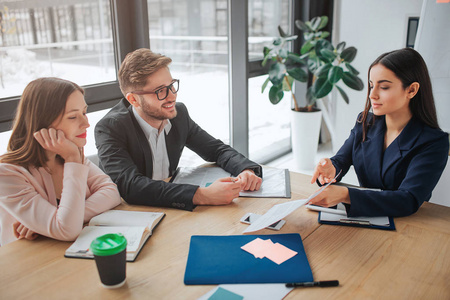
[
  {"x1": 415, "y1": 0, "x2": 450, "y2": 134},
  {"x1": 332, "y1": 0, "x2": 423, "y2": 152}
]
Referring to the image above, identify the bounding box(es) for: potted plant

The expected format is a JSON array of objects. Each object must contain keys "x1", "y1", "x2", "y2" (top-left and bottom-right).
[{"x1": 261, "y1": 15, "x2": 364, "y2": 170}]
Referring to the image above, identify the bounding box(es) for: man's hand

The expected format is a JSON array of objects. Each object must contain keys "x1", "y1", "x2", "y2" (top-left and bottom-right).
[
  {"x1": 193, "y1": 177, "x2": 242, "y2": 205},
  {"x1": 236, "y1": 169, "x2": 262, "y2": 191},
  {"x1": 13, "y1": 222, "x2": 39, "y2": 241}
]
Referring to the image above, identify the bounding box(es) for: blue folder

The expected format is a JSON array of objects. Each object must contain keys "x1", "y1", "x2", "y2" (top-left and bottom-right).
[{"x1": 184, "y1": 233, "x2": 313, "y2": 285}]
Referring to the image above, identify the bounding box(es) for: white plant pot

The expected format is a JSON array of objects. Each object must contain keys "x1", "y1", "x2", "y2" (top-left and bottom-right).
[{"x1": 291, "y1": 109, "x2": 322, "y2": 171}]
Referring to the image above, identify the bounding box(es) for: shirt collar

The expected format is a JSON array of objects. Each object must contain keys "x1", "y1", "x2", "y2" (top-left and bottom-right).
[{"x1": 132, "y1": 106, "x2": 172, "y2": 139}]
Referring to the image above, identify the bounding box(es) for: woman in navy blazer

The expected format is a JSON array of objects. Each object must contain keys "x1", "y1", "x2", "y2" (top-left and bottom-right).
[{"x1": 309, "y1": 48, "x2": 449, "y2": 217}]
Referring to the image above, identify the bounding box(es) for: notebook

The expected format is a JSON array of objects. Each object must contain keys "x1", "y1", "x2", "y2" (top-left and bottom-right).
[
  {"x1": 65, "y1": 210, "x2": 165, "y2": 262},
  {"x1": 184, "y1": 233, "x2": 313, "y2": 285}
]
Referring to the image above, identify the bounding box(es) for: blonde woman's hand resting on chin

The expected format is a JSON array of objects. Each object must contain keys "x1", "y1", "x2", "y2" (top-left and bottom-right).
[
  {"x1": 33, "y1": 128, "x2": 83, "y2": 163},
  {"x1": 237, "y1": 169, "x2": 262, "y2": 191},
  {"x1": 193, "y1": 177, "x2": 242, "y2": 205},
  {"x1": 311, "y1": 158, "x2": 337, "y2": 185}
]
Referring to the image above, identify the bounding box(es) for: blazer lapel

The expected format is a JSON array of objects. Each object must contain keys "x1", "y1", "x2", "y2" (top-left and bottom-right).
[
  {"x1": 165, "y1": 124, "x2": 181, "y2": 176},
  {"x1": 382, "y1": 117, "x2": 423, "y2": 177},
  {"x1": 128, "y1": 105, "x2": 154, "y2": 178},
  {"x1": 361, "y1": 117, "x2": 385, "y2": 188}
]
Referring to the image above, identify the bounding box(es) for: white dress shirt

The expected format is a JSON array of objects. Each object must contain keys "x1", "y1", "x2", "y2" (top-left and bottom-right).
[{"x1": 132, "y1": 107, "x2": 172, "y2": 180}]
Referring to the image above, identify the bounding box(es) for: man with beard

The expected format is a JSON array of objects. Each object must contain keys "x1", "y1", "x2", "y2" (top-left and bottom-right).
[{"x1": 95, "y1": 48, "x2": 262, "y2": 211}]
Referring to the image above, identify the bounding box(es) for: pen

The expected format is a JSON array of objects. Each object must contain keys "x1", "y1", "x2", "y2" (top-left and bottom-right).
[{"x1": 285, "y1": 280, "x2": 339, "y2": 288}]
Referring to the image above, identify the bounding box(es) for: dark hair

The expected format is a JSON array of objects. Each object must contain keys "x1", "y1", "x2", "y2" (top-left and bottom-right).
[
  {"x1": 360, "y1": 48, "x2": 439, "y2": 141},
  {"x1": 0, "y1": 77, "x2": 84, "y2": 168}
]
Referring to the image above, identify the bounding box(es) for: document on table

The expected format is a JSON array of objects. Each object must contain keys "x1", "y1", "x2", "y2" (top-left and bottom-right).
[
  {"x1": 319, "y1": 212, "x2": 390, "y2": 226},
  {"x1": 198, "y1": 284, "x2": 293, "y2": 300},
  {"x1": 243, "y1": 173, "x2": 339, "y2": 233},
  {"x1": 171, "y1": 166, "x2": 291, "y2": 198}
]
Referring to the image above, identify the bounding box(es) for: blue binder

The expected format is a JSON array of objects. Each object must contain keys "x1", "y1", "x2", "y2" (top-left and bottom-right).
[{"x1": 184, "y1": 233, "x2": 313, "y2": 285}]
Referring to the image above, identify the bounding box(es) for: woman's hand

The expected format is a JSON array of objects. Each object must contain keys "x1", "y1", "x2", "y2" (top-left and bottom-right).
[
  {"x1": 13, "y1": 222, "x2": 39, "y2": 241},
  {"x1": 307, "y1": 185, "x2": 351, "y2": 207},
  {"x1": 34, "y1": 128, "x2": 82, "y2": 163},
  {"x1": 311, "y1": 158, "x2": 337, "y2": 185}
]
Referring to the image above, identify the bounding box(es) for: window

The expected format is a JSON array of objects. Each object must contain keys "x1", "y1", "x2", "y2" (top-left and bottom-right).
[
  {"x1": 147, "y1": 0, "x2": 230, "y2": 166},
  {"x1": 0, "y1": 0, "x2": 116, "y2": 98},
  {"x1": 248, "y1": 0, "x2": 292, "y2": 162},
  {"x1": 0, "y1": 0, "x2": 119, "y2": 154}
]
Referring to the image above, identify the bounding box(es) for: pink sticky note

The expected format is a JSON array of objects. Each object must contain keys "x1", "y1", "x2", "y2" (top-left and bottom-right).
[
  {"x1": 241, "y1": 238, "x2": 268, "y2": 259},
  {"x1": 264, "y1": 242, "x2": 298, "y2": 265}
]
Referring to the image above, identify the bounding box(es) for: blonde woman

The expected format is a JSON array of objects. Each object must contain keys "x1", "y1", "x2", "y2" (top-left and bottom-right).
[{"x1": 0, "y1": 77, "x2": 121, "y2": 246}]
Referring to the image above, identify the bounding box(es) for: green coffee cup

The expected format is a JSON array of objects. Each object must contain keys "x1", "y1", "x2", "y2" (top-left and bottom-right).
[{"x1": 90, "y1": 233, "x2": 127, "y2": 288}]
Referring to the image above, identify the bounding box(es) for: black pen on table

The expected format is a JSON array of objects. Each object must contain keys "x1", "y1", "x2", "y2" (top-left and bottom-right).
[{"x1": 286, "y1": 280, "x2": 339, "y2": 288}]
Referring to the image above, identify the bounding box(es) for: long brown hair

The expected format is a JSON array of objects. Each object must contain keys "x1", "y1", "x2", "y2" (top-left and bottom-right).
[
  {"x1": 0, "y1": 77, "x2": 84, "y2": 168},
  {"x1": 359, "y1": 48, "x2": 439, "y2": 141}
]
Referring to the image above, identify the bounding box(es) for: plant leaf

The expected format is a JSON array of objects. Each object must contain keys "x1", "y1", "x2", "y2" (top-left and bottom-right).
[
  {"x1": 262, "y1": 47, "x2": 272, "y2": 67},
  {"x1": 336, "y1": 42, "x2": 346, "y2": 53},
  {"x1": 342, "y1": 72, "x2": 364, "y2": 91},
  {"x1": 320, "y1": 31, "x2": 330, "y2": 39},
  {"x1": 312, "y1": 77, "x2": 333, "y2": 99},
  {"x1": 320, "y1": 48, "x2": 337, "y2": 62},
  {"x1": 261, "y1": 77, "x2": 270, "y2": 93},
  {"x1": 315, "y1": 64, "x2": 332, "y2": 78},
  {"x1": 273, "y1": 37, "x2": 282, "y2": 46},
  {"x1": 306, "y1": 86, "x2": 317, "y2": 106},
  {"x1": 341, "y1": 46, "x2": 357, "y2": 62},
  {"x1": 300, "y1": 40, "x2": 315, "y2": 54},
  {"x1": 307, "y1": 56, "x2": 321, "y2": 73},
  {"x1": 278, "y1": 26, "x2": 287, "y2": 37},
  {"x1": 317, "y1": 16, "x2": 329, "y2": 30},
  {"x1": 310, "y1": 16, "x2": 322, "y2": 31},
  {"x1": 287, "y1": 67, "x2": 308, "y2": 82},
  {"x1": 269, "y1": 85, "x2": 284, "y2": 104},
  {"x1": 287, "y1": 53, "x2": 305, "y2": 64},
  {"x1": 279, "y1": 48, "x2": 288, "y2": 59},
  {"x1": 345, "y1": 62, "x2": 360, "y2": 75},
  {"x1": 268, "y1": 62, "x2": 286, "y2": 86},
  {"x1": 295, "y1": 19, "x2": 310, "y2": 32},
  {"x1": 328, "y1": 66, "x2": 344, "y2": 84},
  {"x1": 336, "y1": 85, "x2": 349, "y2": 104}
]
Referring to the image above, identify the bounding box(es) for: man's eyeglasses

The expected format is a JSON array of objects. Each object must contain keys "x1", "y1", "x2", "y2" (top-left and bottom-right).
[{"x1": 131, "y1": 79, "x2": 180, "y2": 101}]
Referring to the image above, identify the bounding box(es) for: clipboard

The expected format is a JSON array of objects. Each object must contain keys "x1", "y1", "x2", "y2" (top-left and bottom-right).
[
  {"x1": 318, "y1": 212, "x2": 396, "y2": 231},
  {"x1": 171, "y1": 166, "x2": 291, "y2": 198}
]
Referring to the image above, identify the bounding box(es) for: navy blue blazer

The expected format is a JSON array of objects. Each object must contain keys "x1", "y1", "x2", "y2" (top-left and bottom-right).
[
  {"x1": 95, "y1": 99, "x2": 262, "y2": 211},
  {"x1": 331, "y1": 113, "x2": 449, "y2": 217}
]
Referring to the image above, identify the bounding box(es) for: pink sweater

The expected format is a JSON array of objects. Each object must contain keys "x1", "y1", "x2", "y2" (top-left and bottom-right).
[{"x1": 0, "y1": 159, "x2": 121, "y2": 246}]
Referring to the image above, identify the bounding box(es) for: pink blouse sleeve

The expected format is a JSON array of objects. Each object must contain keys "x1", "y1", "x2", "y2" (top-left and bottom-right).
[
  {"x1": 0, "y1": 163, "x2": 89, "y2": 241},
  {"x1": 83, "y1": 158, "x2": 122, "y2": 222}
]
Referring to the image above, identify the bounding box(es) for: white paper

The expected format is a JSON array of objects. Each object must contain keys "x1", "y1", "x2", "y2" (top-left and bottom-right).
[
  {"x1": 243, "y1": 174, "x2": 338, "y2": 233},
  {"x1": 88, "y1": 210, "x2": 164, "y2": 230},
  {"x1": 305, "y1": 204, "x2": 347, "y2": 216},
  {"x1": 198, "y1": 284, "x2": 292, "y2": 300},
  {"x1": 239, "y1": 168, "x2": 289, "y2": 197},
  {"x1": 243, "y1": 199, "x2": 308, "y2": 233},
  {"x1": 172, "y1": 166, "x2": 290, "y2": 198},
  {"x1": 66, "y1": 226, "x2": 147, "y2": 254}
]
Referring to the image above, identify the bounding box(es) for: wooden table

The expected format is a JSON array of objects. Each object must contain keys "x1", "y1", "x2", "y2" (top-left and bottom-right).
[{"x1": 0, "y1": 172, "x2": 449, "y2": 300}]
